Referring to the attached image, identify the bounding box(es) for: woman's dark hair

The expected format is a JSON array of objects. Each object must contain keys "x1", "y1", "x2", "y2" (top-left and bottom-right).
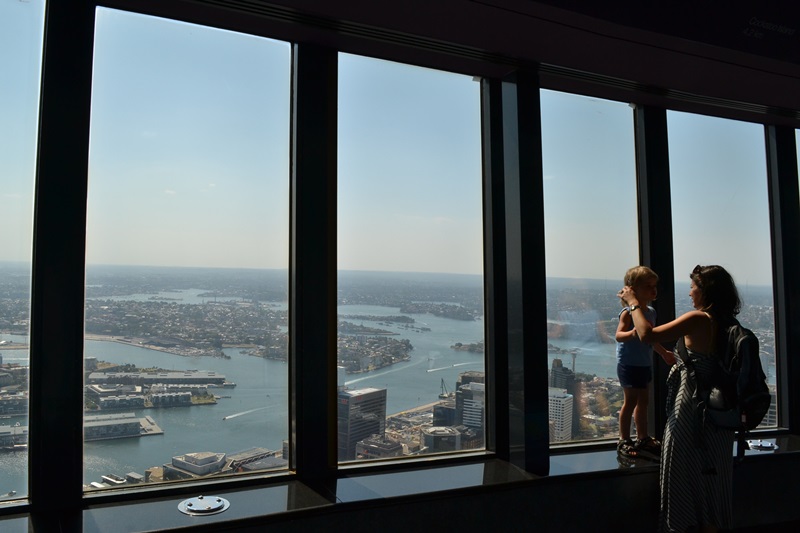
[{"x1": 690, "y1": 264, "x2": 741, "y2": 320}]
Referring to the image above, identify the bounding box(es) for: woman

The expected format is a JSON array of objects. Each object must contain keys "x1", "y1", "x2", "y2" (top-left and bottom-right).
[{"x1": 618, "y1": 264, "x2": 741, "y2": 533}]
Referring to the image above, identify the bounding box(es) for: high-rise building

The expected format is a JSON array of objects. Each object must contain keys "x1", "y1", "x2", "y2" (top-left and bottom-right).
[
  {"x1": 550, "y1": 358, "x2": 582, "y2": 436},
  {"x1": 455, "y1": 381, "x2": 485, "y2": 430},
  {"x1": 433, "y1": 400, "x2": 457, "y2": 426},
  {"x1": 456, "y1": 370, "x2": 485, "y2": 389},
  {"x1": 549, "y1": 358, "x2": 575, "y2": 390},
  {"x1": 337, "y1": 387, "x2": 387, "y2": 461},
  {"x1": 548, "y1": 387, "x2": 574, "y2": 442}
]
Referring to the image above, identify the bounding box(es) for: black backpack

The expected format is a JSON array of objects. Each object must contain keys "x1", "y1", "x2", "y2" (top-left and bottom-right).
[{"x1": 681, "y1": 321, "x2": 771, "y2": 460}]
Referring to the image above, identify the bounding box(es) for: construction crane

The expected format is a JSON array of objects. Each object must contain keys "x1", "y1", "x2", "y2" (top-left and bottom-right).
[{"x1": 439, "y1": 378, "x2": 450, "y2": 399}]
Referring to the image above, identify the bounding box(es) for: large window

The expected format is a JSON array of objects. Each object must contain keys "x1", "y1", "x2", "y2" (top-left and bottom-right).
[
  {"x1": 540, "y1": 90, "x2": 638, "y2": 444},
  {"x1": 5, "y1": 4, "x2": 800, "y2": 530},
  {"x1": 668, "y1": 111, "x2": 777, "y2": 427},
  {"x1": 83, "y1": 9, "x2": 291, "y2": 489},
  {"x1": 337, "y1": 54, "x2": 484, "y2": 461},
  {"x1": 0, "y1": 0, "x2": 45, "y2": 502}
]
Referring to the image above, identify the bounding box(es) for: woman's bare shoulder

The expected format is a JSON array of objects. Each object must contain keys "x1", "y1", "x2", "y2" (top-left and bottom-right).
[
  {"x1": 677, "y1": 310, "x2": 709, "y2": 321},
  {"x1": 648, "y1": 309, "x2": 709, "y2": 342}
]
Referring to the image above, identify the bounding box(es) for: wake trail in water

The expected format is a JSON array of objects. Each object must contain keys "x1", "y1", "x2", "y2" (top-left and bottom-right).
[
  {"x1": 426, "y1": 361, "x2": 480, "y2": 373},
  {"x1": 222, "y1": 405, "x2": 269, "y2": 420}
]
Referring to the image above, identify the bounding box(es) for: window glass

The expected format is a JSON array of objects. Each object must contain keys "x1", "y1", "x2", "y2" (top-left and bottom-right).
[
  {"x1": 797, "y1": 130, "x2": 800, "y2": 173},
  {"x1": 668, "y1": 111, "x2": 776, "y2": 427},
  {"x1": 0, "y1": 0, "x2": 45, "y2": 502},
  {"x1": 85, "y1": 8, "x2": 290, "y2": 489},
  {"x1": 540, "y1": 90, "x2": 638, "y2": 444},
  {"x1": 337, "y1": 54, "x2": 484, "y2": 461}
]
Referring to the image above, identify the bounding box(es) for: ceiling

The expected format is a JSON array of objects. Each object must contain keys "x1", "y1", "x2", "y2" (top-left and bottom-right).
[{"x1": 111, "y1": 0, "x2": 800, "y2": 123}]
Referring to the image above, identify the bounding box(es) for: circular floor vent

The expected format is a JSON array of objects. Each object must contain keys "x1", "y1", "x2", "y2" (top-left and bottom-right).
[{"x1": 178, "y1": 495, "x2": 230, "y2": 516}]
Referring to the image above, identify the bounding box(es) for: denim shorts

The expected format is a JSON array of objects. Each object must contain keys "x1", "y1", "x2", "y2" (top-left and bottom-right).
[{"x1": 617, "y1": 363, "x2": 652, "y2": 389}]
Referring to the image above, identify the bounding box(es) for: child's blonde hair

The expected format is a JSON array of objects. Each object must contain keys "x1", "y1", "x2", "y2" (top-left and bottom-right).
[{"x1": 620, "y1": 265, "x2": 659, "y2": 306}]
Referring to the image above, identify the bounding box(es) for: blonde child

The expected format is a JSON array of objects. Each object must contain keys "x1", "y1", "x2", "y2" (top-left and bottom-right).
[{"x1": 615, "y1": 266, "x2": 675, "y2": 460}]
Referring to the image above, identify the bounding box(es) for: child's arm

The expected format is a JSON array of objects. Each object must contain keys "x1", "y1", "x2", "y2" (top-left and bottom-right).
[
  {"x1": 615, "y1": 310, "x2": 638, "y2": 343},
  {"x1": 653, "y1": 343, "x2": 676, "y2": 366}
]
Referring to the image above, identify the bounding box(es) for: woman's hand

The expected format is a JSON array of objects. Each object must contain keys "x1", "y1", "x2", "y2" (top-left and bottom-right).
[{"x1": 617, "y1": 285, "x2": 637, "y2": 306}]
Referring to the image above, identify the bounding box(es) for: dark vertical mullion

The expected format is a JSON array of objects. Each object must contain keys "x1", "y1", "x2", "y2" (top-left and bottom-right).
[
  {"x1": 500, "y1": 70, "x2": 549, "y2": 475},
  {"x1": 633, "y1": 105, "x2": 674, "y2": 438},
  {"x1": 764, "y1": 125, "x2": 800, "y2": 432},
  {"x1": 481, "y1": 78, "x2": 508, "y2": 458},
  {"x1": 289, "y1": 43, "x2": 338, "y2": 486},
  {"x1": 28, "y1": 0, "x2": 94, "y2": 518}
]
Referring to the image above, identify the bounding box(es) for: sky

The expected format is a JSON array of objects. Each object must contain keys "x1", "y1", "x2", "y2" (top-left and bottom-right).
[
  {"x1": 667, "y1": 110, "x2": 773, "y2": 288},
  {"x1": 0, "y1": 3, "x2": 785, "y2": 285},
  {"x1": 0, "y1": 0, "x2": 43, "y2": 266},
  {"x1": 540, "y1": 90, "x2": 639, "y2": 281},
  {"x1": 337, "y1": 54, "x2": 482, "y2": 274}
]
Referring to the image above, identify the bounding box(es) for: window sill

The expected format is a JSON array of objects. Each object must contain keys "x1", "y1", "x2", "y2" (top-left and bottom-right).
[
  {"x1": 549, "y1": 447, "x2": 658, "y2": 475},
  {"x1": 79, "y1": 459, "x2": 534, "y2": 532},
  {"x1": 549, "y1": 432, "x2": 800, "y2": 476},
  {"x1": 2, "y1": 437, "x2": 798, "y2": 532},
  {"x1": 333, "y1": 458, "x2": 534, "y2": 503}
]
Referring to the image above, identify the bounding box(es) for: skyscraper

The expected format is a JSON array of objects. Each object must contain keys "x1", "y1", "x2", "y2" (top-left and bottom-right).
[
  {"x1": 455, "y1": 381, "x2": 485, "y2": 430},
  {"x1": 456, "y1": 370, "x2": 485, "y2": 389},
  {"x1": 548, "y1": 387, "x2": 574, "y2": 442},
  {"x1": 433, "y1": 400, "x2": 457, "y2": 426},
  {"x1": 337, "y1": 387, "x2": 387, "y2": 461},
  {"x1": 550, "y1": 358, "x2": 582, "y2": 436},
  {"x1": 549, "y1": 358, "x2": 575, "y2": 390}
]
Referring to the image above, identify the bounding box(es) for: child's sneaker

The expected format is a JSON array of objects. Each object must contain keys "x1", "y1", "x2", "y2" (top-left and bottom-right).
[
  {"x1": 635, "y1": 436, "x2": 661, "y2": 462},
  {"x1": 617, "y1": 438, "x2": 638, "y2": 458}
]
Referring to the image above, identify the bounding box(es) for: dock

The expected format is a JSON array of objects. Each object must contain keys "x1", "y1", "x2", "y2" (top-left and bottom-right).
[{"x1": 140, "y1": 416, "x2": 163, "y2": 436}]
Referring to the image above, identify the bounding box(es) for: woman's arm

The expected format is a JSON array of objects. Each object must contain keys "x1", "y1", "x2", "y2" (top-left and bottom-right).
[
  {"x1": 615, "y1": 310, "x2": 638, "y2": 342},
  {"x1": 653, "y1": 343, "x2": 676, "y2": 366},
  {"x1": 618, "y1": 286, "x2": 707, "y2": 344}
]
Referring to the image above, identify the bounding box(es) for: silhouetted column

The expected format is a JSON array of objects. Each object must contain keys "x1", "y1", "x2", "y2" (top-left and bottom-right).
[
  {"x1": 765, "y1": 124, "x2": 800, "y2": 432},
  {"x1": 290, "y1": 43, "x2": 338, "y2": 486},
  {"x1": 29, "y1": 0, "x2": 94, "y2": 517},
  {"x1": 500, "y1": 69, "x2": 549, "y2": 475},
  {"x1": 634, "y1": 105, "x2": 674, "y2": 438}
]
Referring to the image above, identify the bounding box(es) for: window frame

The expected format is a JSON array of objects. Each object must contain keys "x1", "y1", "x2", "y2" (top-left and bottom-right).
[
  {"x1": 28, "y1": 0, "x2": 95, "y2": 515},
  {"x1": 4, "y1": 0, "x2": 800, "y2": 527},
  {"x1": 766, "y1": 126, "x2": 800, "y2": 433}
]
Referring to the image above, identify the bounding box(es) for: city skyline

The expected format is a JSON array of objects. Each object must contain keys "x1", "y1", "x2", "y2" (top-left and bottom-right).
[{"x1": 0, "y1": 260, "x2": 777, "y2": 494}]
